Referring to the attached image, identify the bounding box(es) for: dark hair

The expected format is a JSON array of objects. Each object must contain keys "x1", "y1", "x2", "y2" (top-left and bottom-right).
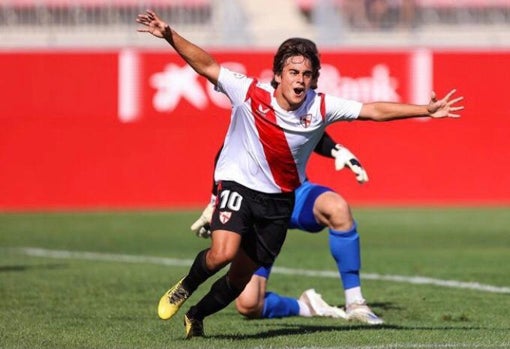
[{"x1": 271, "y1": 37, "x2": 321, "y2": 89}]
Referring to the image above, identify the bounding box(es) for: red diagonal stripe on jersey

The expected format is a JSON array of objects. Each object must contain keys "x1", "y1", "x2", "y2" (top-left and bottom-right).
[
  {"x1": 319, "y1": 92, "x2": 326, "y2": 121},
  {"x1": 247, "y1": 82, "x2": 300, "y2": 192}
]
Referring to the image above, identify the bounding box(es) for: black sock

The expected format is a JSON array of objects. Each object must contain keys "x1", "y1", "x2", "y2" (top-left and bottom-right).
[
  {"x1": 187, "y1": 274, "x2": 244, "y2": 320},
  {"x1": 182, "y1": 248, "x2": 219, "y2": 294}
]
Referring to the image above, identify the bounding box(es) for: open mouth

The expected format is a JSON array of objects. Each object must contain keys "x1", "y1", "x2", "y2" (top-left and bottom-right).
[{"x1": 293, "y1": 87, "x2": 305, "y2": 96}]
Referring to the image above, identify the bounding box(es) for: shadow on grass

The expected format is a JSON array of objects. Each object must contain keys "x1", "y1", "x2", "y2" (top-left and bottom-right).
[
  {"x1": 205, "y1": 308, "x2": 509, "y2": 341},
  {"x1": 208, "y1": 322, "x2": 503, "y2": 340},
  {"x1": 0, "y1": 263, "x2": 66, "y2": 272}
]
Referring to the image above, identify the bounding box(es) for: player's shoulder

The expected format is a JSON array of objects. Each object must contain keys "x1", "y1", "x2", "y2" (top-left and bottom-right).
[{"x1": 220, "y1": 66, "x2": 250, "y2": 81}]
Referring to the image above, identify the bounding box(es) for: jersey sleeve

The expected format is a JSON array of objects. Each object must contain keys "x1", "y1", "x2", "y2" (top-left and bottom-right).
[
  {"x1": 323, "y1": 94, "x2": 363, "y2": 124},
  {"x1": 215, "y1": 67, "x2": 254, "y2": 106}
]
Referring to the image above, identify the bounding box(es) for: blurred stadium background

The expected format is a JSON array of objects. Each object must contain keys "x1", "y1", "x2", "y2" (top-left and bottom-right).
[
  {"x1": 2, "y1": 0, "x2": 510, "y2": 48},
  {"x1": 1, "y1": 0, "x2": 510, "y2": 48},
  {"x1": 1, "y1": 0, "x2": 509, "y2": 210}
]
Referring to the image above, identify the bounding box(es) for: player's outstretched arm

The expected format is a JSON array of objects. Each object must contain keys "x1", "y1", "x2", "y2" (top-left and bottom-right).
[
  {"x1": 358, "y1": 89, "x2": 464, "y2": 121},
  {"x1": 136, "y1": 9, "x2": 220, "y2": 85}
]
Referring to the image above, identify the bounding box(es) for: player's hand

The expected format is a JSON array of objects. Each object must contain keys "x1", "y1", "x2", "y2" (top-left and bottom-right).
[
  {"x1": 190, "y1": 201, "x2": 215, "y2": 238},
  {"x1": 427, "y1": 89, "x2": 464, "y2": 118},
  {"x1": 136, "y1": 10, "x2": 171, "y2": 39},
  {"x1": 331, "y1": 144, "x2": 369, "y2": 184}
]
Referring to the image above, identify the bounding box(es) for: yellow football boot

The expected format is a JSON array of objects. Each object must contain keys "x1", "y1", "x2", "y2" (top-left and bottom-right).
[
  {"x1": 157, "y1": 277, "x2": 189, "y2": 320},
  {"x1": 184, "y1": 313, "x2": 204, "y2": 339}
]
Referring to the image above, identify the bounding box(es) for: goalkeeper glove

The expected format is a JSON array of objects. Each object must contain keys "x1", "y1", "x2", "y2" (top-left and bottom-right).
[
  {"x1": 190, "y1": 196, "x2": 215, "y2": 238},
  {"x1": 331, "y1": 144, "x2": 369, "y2": 184}
]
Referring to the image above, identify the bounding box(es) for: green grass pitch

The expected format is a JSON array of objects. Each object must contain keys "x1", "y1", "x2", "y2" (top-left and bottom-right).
[{"x1": 1, "y1": 207, "x2": 509, "y2": 348}]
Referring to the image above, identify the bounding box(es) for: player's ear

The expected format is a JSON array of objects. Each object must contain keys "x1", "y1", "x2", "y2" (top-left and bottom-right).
[
  {"x1": 311, "y1": 76, "x2": 318, "y2": 89},
  {"x1": 275, "y1": 74, "x2": 282, "y2": 84}
]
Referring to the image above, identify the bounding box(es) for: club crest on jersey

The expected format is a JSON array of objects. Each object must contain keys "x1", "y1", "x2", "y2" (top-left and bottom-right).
[
  {"x1": 219, "y1": 211, "x2": 232, "y2": 224},
  {"x1": 300, "y1": 114, "x2": 313, "y2": 128}
]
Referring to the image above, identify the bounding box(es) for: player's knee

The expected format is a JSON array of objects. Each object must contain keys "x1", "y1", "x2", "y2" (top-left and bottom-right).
[
  {"x1": 317, "y1": 193, "x2": 354, "y2": 230},
  {"x1": 235, "y1": 296, "x2": 263, "y2": 319},
  {"x1": 205, "y1": 248, "x2": 235, "y2": 270},
  {"x1": 334, "y1": 198, "x2": 354, "y2": 226},
  {"x1": 332, "y1": 196, "x2": 350, "y2": 214}
]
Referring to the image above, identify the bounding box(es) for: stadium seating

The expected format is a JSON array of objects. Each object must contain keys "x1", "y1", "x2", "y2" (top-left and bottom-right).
[
  {"x1": 1, "y1": 0, "x2": 211, "y2": 26},
  {"x1": 294, "y1": 0, "x2": 510, "y2": 28},
  {"x1": 0, "y1": 0, "x2": 509, "y2": 47}
]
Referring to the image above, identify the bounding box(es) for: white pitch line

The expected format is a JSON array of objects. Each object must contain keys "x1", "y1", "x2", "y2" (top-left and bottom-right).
[
  {"x1": 16, "y1": 247, "x2": 194, "y2": 267},
  {"x1": 280, "y1": 344, "x2": 510, "y2": 349},
  {"x1": 11, "y1": 247, "x2": 510, "y2": 295}
]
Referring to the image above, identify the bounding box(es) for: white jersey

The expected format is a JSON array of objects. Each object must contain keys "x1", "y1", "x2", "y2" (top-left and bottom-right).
[{"x1": 214, "y1": 67, "x2": 362, "y2": 193}]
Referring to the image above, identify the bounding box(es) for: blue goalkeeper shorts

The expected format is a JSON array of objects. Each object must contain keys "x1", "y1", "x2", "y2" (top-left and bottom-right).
[{"x1": 289, "y1": 180, "x2": 331, "y2": 232}]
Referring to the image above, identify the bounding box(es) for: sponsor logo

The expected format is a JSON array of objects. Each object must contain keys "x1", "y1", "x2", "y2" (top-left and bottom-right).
[
  {"x1": 319, "y1": 63, "x2": 400, "y2": 102},
  {"x1": 257, "y1": 105, "x2": 270, "y2": 116},
  {"x1": 150, "y1": 64, "x2": 209, "y2": 112},
  {"x1": 148, "y1": 62, "x2": 402, "y2": 114}
]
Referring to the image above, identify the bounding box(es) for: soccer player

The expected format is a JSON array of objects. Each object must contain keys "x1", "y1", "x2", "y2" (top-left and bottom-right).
[
  {"x1": 191, "y1": 133, "x2": 383, "y2": 324},
  {"x1": 136, "y1": 9, "x2": 463, "y2": 339}
]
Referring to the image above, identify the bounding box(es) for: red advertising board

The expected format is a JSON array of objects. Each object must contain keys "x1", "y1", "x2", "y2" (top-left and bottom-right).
[{"x1": 1, "y1": 49, "x2": 509, "y2": 210}]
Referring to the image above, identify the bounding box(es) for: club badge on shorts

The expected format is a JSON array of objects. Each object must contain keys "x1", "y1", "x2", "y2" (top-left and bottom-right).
[{"x1": 219, "y1": 211, "x2": 232, "y2": 224}]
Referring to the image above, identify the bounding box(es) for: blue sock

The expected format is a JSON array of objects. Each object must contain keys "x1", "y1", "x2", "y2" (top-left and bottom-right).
[
  {"x1": 261, "y1": 292, "x2": 300, "y2": 318},
  {"x1": 329, "y1": 223, "x2": 361, "y2": 290}
]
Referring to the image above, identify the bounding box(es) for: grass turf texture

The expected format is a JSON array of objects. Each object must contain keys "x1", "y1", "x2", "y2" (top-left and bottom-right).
[{"x1": 0, "y1": 207, "x2": 509, "y2": 348}]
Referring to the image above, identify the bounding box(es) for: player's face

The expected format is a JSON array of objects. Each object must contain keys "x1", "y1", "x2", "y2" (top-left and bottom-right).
[{"x1": 274, "y1": 55, "x2": 314, "y2": 111}]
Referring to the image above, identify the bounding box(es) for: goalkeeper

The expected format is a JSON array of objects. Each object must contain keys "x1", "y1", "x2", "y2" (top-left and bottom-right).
[{"x1": 191, "y1": 132, "x2": 382, "y2": 325}]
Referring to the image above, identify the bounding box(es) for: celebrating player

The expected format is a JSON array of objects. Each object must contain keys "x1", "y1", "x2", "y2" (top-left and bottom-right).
[{"x1": 136, "y1": 9, "x2": 463, "y2": 339}]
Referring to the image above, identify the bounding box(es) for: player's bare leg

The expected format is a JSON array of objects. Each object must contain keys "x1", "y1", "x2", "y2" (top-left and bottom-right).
[{"x1": 314, "y1": 191, "x2": 383, "y2": 325}]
